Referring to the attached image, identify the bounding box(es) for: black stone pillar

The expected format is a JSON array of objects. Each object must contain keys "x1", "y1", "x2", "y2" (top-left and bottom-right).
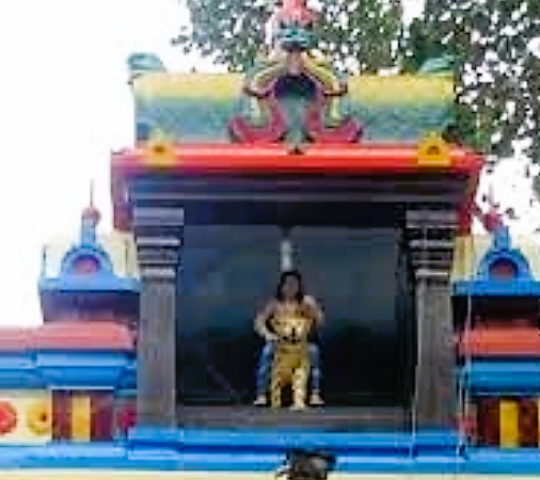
[
  {"x1": 137, "y1": 269, "x2": 177, "y2": 426},
  {"x1": 414, "y1": 276, "x2": 456, "y2": 428},
  {"x1": 133, "y1": 207, "x2": 183, "y2": 427}
]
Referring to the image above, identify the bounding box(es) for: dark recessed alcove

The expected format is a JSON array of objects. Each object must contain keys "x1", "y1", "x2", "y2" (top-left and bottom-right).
[{"x1": 175, "y1": 216, "x2": 417, "y2": 428}]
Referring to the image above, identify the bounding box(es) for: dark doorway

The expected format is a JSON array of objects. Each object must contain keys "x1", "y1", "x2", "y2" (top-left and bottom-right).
[
  {"x1": 176, "y1": 225, "x2": 416, "y2": 410},
  {"x1": 177, "y1": 225, "x2": 281, "y2": 404}
]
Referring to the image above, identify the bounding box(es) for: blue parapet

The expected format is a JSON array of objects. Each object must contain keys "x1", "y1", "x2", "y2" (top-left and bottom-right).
[
  {"x1": 459, "y1": 359, "x2": 540, "y2": 396},
  {"x1": 3, "y1": 428, "x2": 540, "y2": 473},
  {"x1": 39, "y1": 275, "x2": 140, "y2": 293},
  {"x1": 453, "y1": 279, "x2": 540, "y2": 296},
  {"x1": 0, "y1": 351, "x2": 135, "y2": 390},
  {"x1": 127, "y1": 427, "x2": 459, "y2": 458},
  {"x1": 452, "y1": 226, "x2": 540, "y2": 297}
]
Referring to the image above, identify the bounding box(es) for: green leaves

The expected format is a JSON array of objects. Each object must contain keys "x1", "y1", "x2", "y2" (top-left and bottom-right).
[
  {"x1": 173, "y1": 0, "x2": 404, "y2": 74},
  {"x1": 174, "y1": 0, "x2": 268, "y2": 71},
  {"x1": 408, "y1": 0, "x2": 540, "y2": 162}
]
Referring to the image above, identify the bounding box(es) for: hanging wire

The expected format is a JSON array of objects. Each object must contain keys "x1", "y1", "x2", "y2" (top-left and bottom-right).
[
  {"x1": 409, "y1": 218, "x2": 428, "y2": 458},
  {"x1": 455, "y1": 218, "x2": 477, "y2": 464}
]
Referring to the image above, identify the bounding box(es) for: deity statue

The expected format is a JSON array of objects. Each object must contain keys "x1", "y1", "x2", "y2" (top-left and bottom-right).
[{"x1": 254, "y1": 270, "x2": 324, "y2": 409}]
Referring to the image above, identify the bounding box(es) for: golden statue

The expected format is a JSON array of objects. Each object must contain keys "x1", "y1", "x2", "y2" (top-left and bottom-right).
[
  {"x1": 270, "y1": 312, "x2": 313, "y2": 409},
  {"x1": 254, "y1": 270, "x2": 324, "y2": 408}
]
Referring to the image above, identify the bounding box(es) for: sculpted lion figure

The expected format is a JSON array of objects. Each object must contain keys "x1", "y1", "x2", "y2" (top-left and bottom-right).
[{"x1": 270, "y1": 314, "x2": 313, "y2": 409}]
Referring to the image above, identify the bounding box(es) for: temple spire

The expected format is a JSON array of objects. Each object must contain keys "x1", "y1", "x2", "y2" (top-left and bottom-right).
[{"x1": 80, "y1": 180, "x2": 101, "y2": 247}]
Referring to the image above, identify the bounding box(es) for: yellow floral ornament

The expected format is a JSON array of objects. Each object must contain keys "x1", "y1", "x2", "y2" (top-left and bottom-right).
[
  {"x1": 143, "y1": 131, "x2": 176, "y2": 167},
  {"x1": 417, "y1": 133, "x2": 451, "y2": 166},
  {"x1": 26, "y1": 399, "x2": 52, "y2": 436}
]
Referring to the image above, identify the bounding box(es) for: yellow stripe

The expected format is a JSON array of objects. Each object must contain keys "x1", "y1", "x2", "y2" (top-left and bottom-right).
[
  {"x1": 70, "y1": 394, "x2": 91, "y2": 441},
  {"x1": 499, "y1": 399, "x2": 519, "y2": 448},
  {"x1": 133, "y1": 73, "x2": 453, "y2": 104}
]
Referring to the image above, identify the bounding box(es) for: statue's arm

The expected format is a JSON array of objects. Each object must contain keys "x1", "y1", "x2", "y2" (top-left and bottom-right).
[
  {"x1": 254, "y1": 301, "x2": 277, "y2": 341},
  {"x1": 303, "y1": 295, "x2": 324, "y2": 328}
]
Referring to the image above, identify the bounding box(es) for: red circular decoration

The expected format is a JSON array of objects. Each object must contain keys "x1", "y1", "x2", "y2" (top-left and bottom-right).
[
  {"x1": 0, "y1": 401, "x2": 17, "y2": 435},
  {"x1": 117, "y1": 404, "x2": 137, "y2": 434}
]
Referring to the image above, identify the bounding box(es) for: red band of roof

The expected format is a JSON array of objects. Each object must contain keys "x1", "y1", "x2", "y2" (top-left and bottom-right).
[
  {"x1": 457, "y1": 327, "x2": 540, "y2": 357},
  {"x1": 111, "y1": 143, "x2": 483, "y2": 231},
  {"x1": 112, "y1": 143, "x2": 483, "y2": 175},
  {"x1": 0, "y1": 322, "x2": 135, "y2": 352}
]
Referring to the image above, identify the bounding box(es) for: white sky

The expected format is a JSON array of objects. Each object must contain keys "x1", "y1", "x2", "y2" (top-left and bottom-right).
[
  {"x1": 0, "y1": 0, "x2": 204, "y2": 326},
  {"x1": 0, "y1": 0, "x2": 535, "y2": 327}
]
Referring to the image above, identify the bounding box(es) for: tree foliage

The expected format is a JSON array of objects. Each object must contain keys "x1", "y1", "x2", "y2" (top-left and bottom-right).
[
  {"x1": 173, "y1": 0, "x2": 404, "y2": 73},
  {"x1": 405, "y1": 0, "x2": 540, "y2": 162}
]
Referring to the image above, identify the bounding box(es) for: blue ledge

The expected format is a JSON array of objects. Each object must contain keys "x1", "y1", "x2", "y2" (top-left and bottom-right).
[
  {"x1": 39, "y1": 276, "x2": 140, "y2": 293},
  {"x1": 1, "y1": 434, "x2": 540, "y2": 474},
  {"x1": 0, "y1": 352, "x2": 135, "y2": 389},
  {"x1": 460, "y1": 360, "x2": 540, "y2": 395},
  {"x1": 128, "y1": 427, "x2": 458, "y2": 455},
  {"x1": 453, "y1": 280, "x2": 540, "y2": 297}
]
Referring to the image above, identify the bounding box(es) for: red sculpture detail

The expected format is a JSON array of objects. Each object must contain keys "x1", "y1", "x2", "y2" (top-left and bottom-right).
[
  {"x1": 271, "y1": 0, "x2": 319, "y2": 29},
  {"x1": 472, "y1": 187, "x2": 514, "y2": 233}
]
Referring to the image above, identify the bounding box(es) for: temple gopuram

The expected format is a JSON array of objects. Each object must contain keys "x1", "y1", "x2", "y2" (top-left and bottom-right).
[{"x1": 3, "y1": 1, "x2": 540, "y2": 478}]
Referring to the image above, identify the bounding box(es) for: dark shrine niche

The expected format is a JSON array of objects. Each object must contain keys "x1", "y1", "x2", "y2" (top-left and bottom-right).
[
  {"x1": 71, "y1": 255, "x2": 101, "y2": 275},
  {"x1": 488, "y1": 258, "x2": 518, "y2": 279},
  {"x1": 275, "y1": 74, "x2": 317, "y2": 101},
  {"x1": 275, "y1": 74, "x2": 316, "y2": 143},
  {"x1": 453, "y1": 296, "x2": 540, "y2": 331}
]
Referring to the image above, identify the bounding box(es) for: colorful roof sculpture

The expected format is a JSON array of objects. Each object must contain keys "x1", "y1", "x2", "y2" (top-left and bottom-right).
[
  {"x1": 453, "y1": 225, "x2": 540, "y2": 296},
  {"x1": 130, "y1": 0, "x2": 454, "y2": 146},
  {"x1": 132, "y1": 73, "x2": 454, "y2": 145},
  {"x1": 114, "y1": 0, "x2": 481, "y2": 233},
  {"x1": 39, "y1": 201, "x2": 140, "y2": 294},
  {"x1": 38, "y1": 199, "x2": 140, "y2": 321}
]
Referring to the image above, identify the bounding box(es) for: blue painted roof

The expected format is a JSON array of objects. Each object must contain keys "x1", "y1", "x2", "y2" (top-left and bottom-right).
[{"x1": 452, "y1": 226, "x2": 540, "y2": 297}]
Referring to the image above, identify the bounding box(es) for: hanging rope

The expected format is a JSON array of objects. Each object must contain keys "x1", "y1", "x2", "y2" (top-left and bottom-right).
[
  {"x1": 455, "y1": 223, "x2": 477, "y2": 464},
  {"x1": 409, "y1": 218, "x2": 429, "y2": 457}
]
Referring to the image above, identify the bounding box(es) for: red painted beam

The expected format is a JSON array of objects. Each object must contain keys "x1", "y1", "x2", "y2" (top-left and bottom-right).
[
  {"x1": 111, "y1": 143, "x2": 483, "y2": 175},
  {"x1": 110, "y1": 143, "x2": 484, "y2": 231}
]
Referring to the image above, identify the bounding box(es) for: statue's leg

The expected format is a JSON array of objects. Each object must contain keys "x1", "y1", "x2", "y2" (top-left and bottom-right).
[
  {"x1": 254, "y1": 342, "x2": 275, "y2": 405},
  {"x1": 270, "y1": 354, "x2": 283, "y2": 408},
  {"x1": 308, "y1": 343, "x2": 324, "y2": 406},
  {"x1": 291, "y1": 358, "x2": 309, "y2": 410}
]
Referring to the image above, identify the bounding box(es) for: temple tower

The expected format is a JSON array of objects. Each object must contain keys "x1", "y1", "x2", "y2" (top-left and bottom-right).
[{"x1": 454, "y1": 221, "x2": 540, "y2": 447}]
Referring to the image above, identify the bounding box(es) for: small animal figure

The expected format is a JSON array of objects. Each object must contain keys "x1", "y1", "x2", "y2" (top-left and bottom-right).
[{"x1": 270, "y1": 314, "x2": 312, "y2": 409}]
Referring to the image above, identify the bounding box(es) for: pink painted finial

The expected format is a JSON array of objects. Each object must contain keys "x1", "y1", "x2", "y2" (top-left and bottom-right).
[
  {"x1": 275, "y1": 0, "x2": 318, "y2": 25},
  {"x1": 82, "y1": 179, "x2": 101, "y2": 224}
]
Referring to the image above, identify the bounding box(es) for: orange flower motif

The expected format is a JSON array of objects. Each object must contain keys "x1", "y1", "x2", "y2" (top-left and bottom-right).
[
  {"x1": 417, "y1": 133, "x2": 451, "y2": 166},
  {"x1": 143, "y1": 131, "x2": 176, "y2": 167}
]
